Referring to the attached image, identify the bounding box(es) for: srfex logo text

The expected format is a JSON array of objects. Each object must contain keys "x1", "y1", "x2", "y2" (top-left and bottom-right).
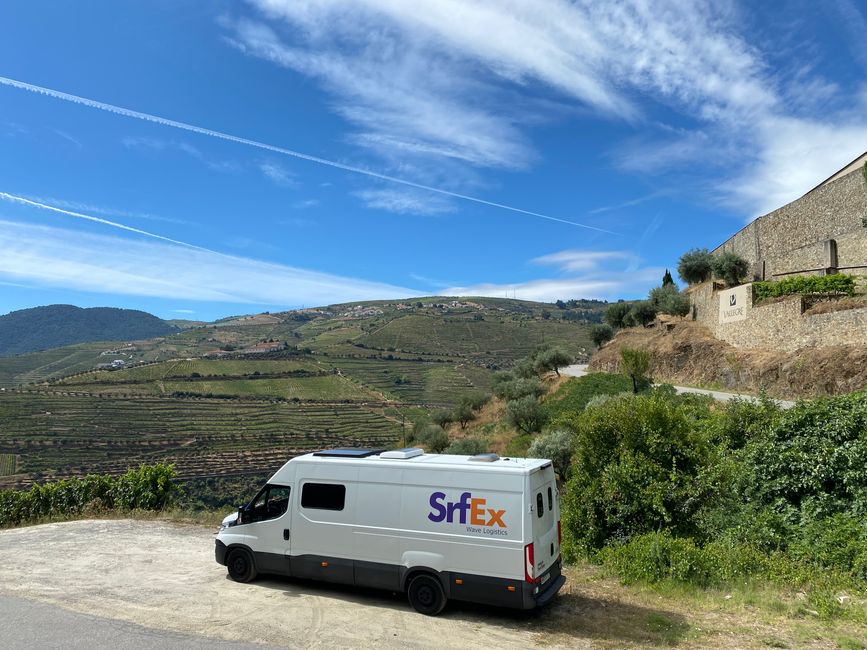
[{"x1": 428, "y1": 492, "x2": 506, "y2": 527}]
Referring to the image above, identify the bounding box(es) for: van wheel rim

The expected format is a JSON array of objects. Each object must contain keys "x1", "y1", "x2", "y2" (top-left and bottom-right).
[
  {"x1": 232, "y1": 557, "x2": 246, "y2": 575},
  {"x1": 417, "y1": 586, "x2": 434, "y2": 606}
]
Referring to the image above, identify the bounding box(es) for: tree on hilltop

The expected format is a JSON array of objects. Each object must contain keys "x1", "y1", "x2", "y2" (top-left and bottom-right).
[
  {"x1": 662, "y1": 269, "x2": 674, "y2": 286},
  {"x1": 678, "y1": 248, "x2": 713, "y2": 284},
  {"x1": 712, "y1": 251, "x2": 750, "y2": 286}
]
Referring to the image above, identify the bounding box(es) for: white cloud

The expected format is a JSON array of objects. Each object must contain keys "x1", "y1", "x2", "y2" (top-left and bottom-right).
[
  {"x1": 259, "y1": 160, "x2": 298, "y2": 187},
  {"x1": 730, "y1": 116, "x2": 867, "y2": 217},
  {"x1": 172, "y1": 309, "x2": 196, "y2": 314},
  {"x1": 0, "y1": 219, "x2": 418, "y2": 306},
  {"x1": 446, "y1": 247, "x2": 662, "y2": 301},
  {"x1": 122, "y1": 135, "x2": 239, "y2": 173},
  {"x1": 531, "y1": 249, "x2": 636, "y2": 273},
  {"x1": 234, "y1": 1, "x2": 867, "y2": 219},
  {"x1": 444, "y1": 267, "x2": 664, "y2": 302},
  {"x1": 355, "y1": 188, "x2": 455, "y2": 215}
]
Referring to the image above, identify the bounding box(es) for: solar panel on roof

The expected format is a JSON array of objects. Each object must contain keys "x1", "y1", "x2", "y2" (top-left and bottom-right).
[{"x1": 312, "y1": 448, "x2": 386, "y2": 458}]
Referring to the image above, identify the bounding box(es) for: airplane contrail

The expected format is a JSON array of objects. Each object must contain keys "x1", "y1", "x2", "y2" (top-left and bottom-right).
[
  {"x1": 0, "y1": 75, "x2": 616, "y2": 235},
  {"x1": 0, "y1": 192, "x2": 212, "y2": 251}
]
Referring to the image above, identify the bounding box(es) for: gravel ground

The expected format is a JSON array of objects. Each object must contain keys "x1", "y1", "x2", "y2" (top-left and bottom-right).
[{"x1": 0, "y1": 519, "x2": 566, "y2": 649}]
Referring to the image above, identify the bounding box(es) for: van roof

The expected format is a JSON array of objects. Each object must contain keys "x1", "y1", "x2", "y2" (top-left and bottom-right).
[{"x1": 292, "y1": 450, "x2": 551, "y2": 475}]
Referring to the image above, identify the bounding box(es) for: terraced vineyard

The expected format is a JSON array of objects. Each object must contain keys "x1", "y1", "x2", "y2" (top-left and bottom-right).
[
  {"x1": 0, "y1": 392, "x2": 401, "y2": 487},
  {"x1": 0, "y1": 297, "x2": 605, "y2": 490}
]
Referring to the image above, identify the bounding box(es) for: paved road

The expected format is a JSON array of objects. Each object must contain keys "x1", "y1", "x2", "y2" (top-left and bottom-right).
[
  {"x1": 0, "y1": 595, "x2": 271, "y2": 649},
  {"x1": 562, "y1": 364, "x2": 796, "y2": 409}
]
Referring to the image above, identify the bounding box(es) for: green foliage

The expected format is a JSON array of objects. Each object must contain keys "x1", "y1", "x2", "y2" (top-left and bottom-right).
[
  {"x1": 0, "y1": 464, "x2": 178, "y2": 527},
  {"x1": 555, "y1": 386, "x2": 867, "y2": 607},
  {"x1": 431, "y1": 409, "x2": 454, "y2": 429},
  {"x1": 741, "y1": 391, "x2": 867, "y2": 521},
  {"x1": 754, "y1": 274, "x2": 856, "y2": 301},
  {"x1": 506, "y1": 395, "x2": 549, "y2": 434},
  {"x1": 445, "y1": 437, "x2": 489, "y2": 455},
  {"x1": 604, "y1": 302, "x2": 632, "y2": 329},
  {"x1": 619, "y1": 347, "x2": 650, "y2": 393},
  {"x1": 560, "y1": 393, "x2": 709, "y2": 560},
  {"x1": 533, "y1": 347, "x2": 573, "y2": 376},
  {"x1": 649, "y1": 284, "x2": 690, "y2": 317},
  {"x1": 528, "y1": 429, "x2": 573, "y2": 479},
  {"x1": 452, "y1": 401, "x2": 476, "y2": 429},
  {"x1": 493, "y1": 377, "x2": 546, "y2": 401},
  {"x1": 543, "y1": 373, "x2": 632, "y2": 421},
  {"x1": 677, "y1": 248, "x2": 713, "y2": 285},
  {"x1": 589, "y1": 324, "x2": 614, "y2": 348},
  {"x1": 415, "y1": 424, "x2": 450, "y2": 452},
  {"x1": 625, "y1": 301, "x2": 657, "y2": 327},
  {"x1": 662, "y1": 269, "x2": 674, "y2": 286},
  {"x1": 711, "y1": 251, "x2": 750, "y2": 286}
]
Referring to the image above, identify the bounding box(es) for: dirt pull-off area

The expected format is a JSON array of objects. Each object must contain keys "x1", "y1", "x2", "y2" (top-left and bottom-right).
[
  {"x1": 590, "y1": 322, "x2": 867, "y2": 398},
  {"x1": 1, "y1": 519, "x2": 864, "y2": 649}
]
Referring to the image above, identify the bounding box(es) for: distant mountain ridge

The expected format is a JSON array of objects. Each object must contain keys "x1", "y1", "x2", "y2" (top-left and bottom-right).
[{"x1": 0, "y1": 305, "x2": 178, "y2": 357}]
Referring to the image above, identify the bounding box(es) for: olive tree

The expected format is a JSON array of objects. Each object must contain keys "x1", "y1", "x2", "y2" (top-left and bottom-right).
[{"x1": 678, "y1": 248, "x2": 713, "y2": 284}]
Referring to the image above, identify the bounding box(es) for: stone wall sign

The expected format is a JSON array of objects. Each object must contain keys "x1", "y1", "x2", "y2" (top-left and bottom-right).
[{"x1": 719, "y1": 285, "x2": 749, "y2": 324}]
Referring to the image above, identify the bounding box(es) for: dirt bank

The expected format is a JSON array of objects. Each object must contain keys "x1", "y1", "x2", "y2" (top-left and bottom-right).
[{"x1": 590, "y1": 322, "x2": 867, "y2": 398}]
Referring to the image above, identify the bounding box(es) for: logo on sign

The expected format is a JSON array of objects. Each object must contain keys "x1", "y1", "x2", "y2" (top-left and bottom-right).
[
  {"x1": 729, "y1": 295, "x2": 737, "y2": 306},
  {"x1": 428, "y1": 491, "x2": 506, "y2": 528}
]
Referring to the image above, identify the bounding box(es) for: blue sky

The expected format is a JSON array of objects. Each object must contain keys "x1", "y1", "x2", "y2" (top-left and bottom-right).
[{"x1": 1, "y1": 0, "x2": 866, "y2": 321}]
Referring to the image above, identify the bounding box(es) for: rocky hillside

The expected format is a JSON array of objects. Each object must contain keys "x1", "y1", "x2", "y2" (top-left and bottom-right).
[
  {"x1": 0, "y1": 305, "x2": 177, "y2": 356},
  {"x1": 590, "y1": 321, "x2": 867, "y2": 398}
]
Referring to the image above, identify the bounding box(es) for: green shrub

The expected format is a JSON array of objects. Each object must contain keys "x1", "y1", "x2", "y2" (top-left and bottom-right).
[
  {"x1": 445, "y1": 437, "x2": 488, "y2": 455},
  {"x1": 533, "y1": 347, "x2": 573, "y2": 376},
  {"x1": 742, "y1": 391, "x2": 867, "y2": 521},
  {"x1": 506, "y1": 395, "x2": 549, "y2": 434},
  {"x1": 678, "y1": 248, "x2": 713, "y2": 284},
  {"x1": 754, "y1": 274, "x2": 856, "y2": 300},
  {"x1": 712, "y1": 251, "x2": 750, "y2": 286},
  {"x1": 494, "y1": 377, "x2": 546, "y2": 401},
  {"x1": 0, "y1": 464, "x2": 177, "y2": 528},
  {"x1": 605, "y1": 302, "x2": 632, "y2": 329},
  {"x1": 416, "y1": 424, "x2": 450, "y2": 452},
  {"x1": 528, "y1": 429, "x2": 574, "y2": 478},
  {"x1": 589, "y1": 323, "x2": 614, "y2": 348},
  {"x1": 625, "y1": 301, "x2": 657, "y2": 327},
  {"x1": 619, "y1": 347, "x2": 651, "y2": 393},
  {"x1": 561, "y1": 393, "x2": 709, "y2": 559}
]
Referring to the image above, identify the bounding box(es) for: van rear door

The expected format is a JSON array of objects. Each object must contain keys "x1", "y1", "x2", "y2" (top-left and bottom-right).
[{"x1": 528, "y1": 464, "x2": 559, "y2": 583}]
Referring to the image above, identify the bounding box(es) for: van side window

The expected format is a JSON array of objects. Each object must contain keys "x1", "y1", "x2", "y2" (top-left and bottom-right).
[
  {"x1": 301, "y1": 482, "x2": 346, "y2": 511},
  {"x1": 548, "y1": 486, "x2": 553, "y2": 511},
  {"x1": 536, "y1": 493, "x2": 543, "y2": 518}
]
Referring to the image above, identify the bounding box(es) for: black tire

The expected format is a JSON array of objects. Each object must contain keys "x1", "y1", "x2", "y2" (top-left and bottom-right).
[
  {"x1": 407, "y1": 574, "x2": 447, "y2": 616},
  {"x1": 226, "y1": 548, "x2": 258, "y2": 583}
]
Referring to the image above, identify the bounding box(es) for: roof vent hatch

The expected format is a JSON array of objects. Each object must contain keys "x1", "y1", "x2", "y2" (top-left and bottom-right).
[
  {"x1": 380, "y1": 447, "x2": 424, "y2": 459},
  {"x1": 468, "y1": 453, "x2": 500, "y2": 462}
]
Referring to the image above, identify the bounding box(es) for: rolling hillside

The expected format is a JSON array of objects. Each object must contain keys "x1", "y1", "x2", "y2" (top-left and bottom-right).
[
  {"x1": 0, "y1": 297, "x2": 605, "y2": 489},
  {"x1": 0, "y1": 305, "x2": 177, "y2": 356}
]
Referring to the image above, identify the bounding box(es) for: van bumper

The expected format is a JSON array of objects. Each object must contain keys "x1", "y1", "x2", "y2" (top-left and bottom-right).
[
  {"x1": 215, "y1": 539, "x2": 228, "y2": 565},
  {"x1": 521, "y1": 558, "x2": 565, "y2": 609}
]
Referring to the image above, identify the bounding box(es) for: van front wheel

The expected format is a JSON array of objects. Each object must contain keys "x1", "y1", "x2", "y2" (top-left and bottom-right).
[
  {"x1": 226, "y1": 548, "x2": 257, "y2": 583},
  {"x1": 407, "y1": 574, "x2": 446, "y2": 616}
]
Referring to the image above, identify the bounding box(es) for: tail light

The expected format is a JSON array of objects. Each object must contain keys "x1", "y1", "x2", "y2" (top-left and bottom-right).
[
  {"x1": 524, "y1": 542, "x2": 538, "y2": 583},
  {"x1": 557, "y1": 520, "x2": 562, "y2": 546}
]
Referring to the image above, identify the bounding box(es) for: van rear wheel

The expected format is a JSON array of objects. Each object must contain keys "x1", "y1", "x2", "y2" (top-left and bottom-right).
[
  {"x1": 407, "y1": 574, "x2": 446, "y2": 616},
  {"x1": 226, "y1": 548, "x2": 257, "y2": 583}
]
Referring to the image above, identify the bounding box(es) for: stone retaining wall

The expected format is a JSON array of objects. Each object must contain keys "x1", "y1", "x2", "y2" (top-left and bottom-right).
[
  {"x1": 714, "y1": 167, "x2": 867, "y2": 280},
  {"x1": 689, "y1": 281, "x2": 867, "y2": 352}
]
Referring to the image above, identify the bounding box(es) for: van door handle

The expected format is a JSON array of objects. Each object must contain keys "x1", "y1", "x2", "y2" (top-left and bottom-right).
[{"x1": 283, "y1": 529, "x2": 290, "y2": 540}]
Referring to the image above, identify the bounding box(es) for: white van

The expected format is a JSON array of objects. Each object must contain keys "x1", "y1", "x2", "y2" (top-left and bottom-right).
[{"x1": 215, "y1": 448, "x2": 565, "y2": 615}]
